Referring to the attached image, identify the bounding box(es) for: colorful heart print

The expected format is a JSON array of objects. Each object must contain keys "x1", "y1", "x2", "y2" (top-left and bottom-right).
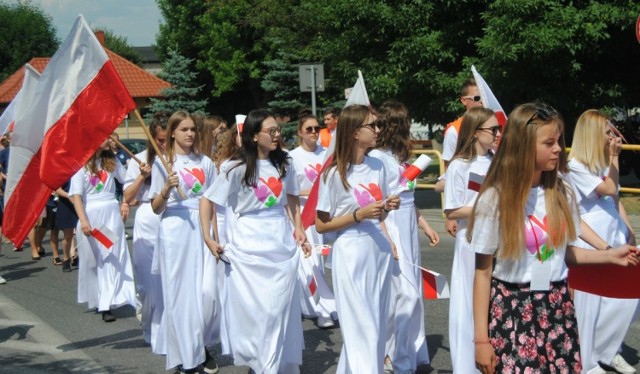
[
  {"x1": 260, "y1": 177, "x2": 283, "y2": 197},
  {"x1": 253, "y1": 184, "x2": 271, "y2": 203},
  {"x1": 353, "y1": 187, "x2": 375, "y2": 208},
  {"x1": 358, "y1": 183, "x2": 383, "y2": 201},
  {"x1": 180, "y1": 168, "x2": 205, "y2": 193},
  {"x1": 304, "y1": 163, "x2": 322, "y2": 183},
  {"x1": 525, "y1": 214, "x2": 555, "y2": 261},
  {"x1": 90, "y1": 170, "x2": 109, "y2": 192}
]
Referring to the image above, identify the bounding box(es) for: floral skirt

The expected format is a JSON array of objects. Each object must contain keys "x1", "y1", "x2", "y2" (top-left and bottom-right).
[{"x1": 488, "y1": 278, "x2": 582, "y2": 373}]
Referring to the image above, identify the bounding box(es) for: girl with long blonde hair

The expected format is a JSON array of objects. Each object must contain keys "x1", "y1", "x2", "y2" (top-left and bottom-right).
[
  {"x1": 469, "y1": 103, "x2": 638, "y2": 373},
  {"x1": 568, "y1": 109, "x2": 638, "y2": 373}
]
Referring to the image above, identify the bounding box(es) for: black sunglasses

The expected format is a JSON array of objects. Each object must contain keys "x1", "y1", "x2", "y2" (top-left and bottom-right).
[
  {"x1": 477, "y1": 125, "x2": 502, "y2": 137},
  {"x1": 525, "y1": 105, "x2": 558, "y2": 125},
  {"x1": 304, "y1": 126, "x2": 321, "y2": 134},
  {"x1": 463, "y1": 95, "x2": 482, "y2": 102}
]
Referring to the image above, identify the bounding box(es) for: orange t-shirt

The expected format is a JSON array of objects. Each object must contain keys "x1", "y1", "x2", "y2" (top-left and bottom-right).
[
  {"x1": 319, "y1": 128, "x2": 332, "y2": 148},
  {"x1": 444, "y1": 116, "x2": 463, "y2": 136}
]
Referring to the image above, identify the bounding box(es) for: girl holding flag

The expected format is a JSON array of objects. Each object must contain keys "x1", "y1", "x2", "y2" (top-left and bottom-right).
[
  {"x1": 443, "y1": 107, "x2": 499, "y2": 373},
  {"x1": 469, "y1": 103, "x2": 638, "y2": 373},
  {"x1": 200, "y1": 109, "x2": 310, "y2": 373},
  {"x1": 368, "y1": 100, "x2": 439, "y2": 373},
  {"x1": 150, "y1": 111, "x2": 219, "y2": 374},
  {"x1": 289, "y1": 114, "x2": 337, "y2": 329},
  {"x1": 568, "y1": 109, "x2": 637, "y2": 374},
  {"x1": 69, "y1": 138, "x2": 136, "y2": 323},
  {"x1": 315, "y1": 104, "x2": 400, "y2": 373}
]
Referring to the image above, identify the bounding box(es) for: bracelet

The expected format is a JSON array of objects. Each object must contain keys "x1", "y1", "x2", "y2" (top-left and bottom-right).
[
  {"x1": 602, "y1": 245, "x2": 612, "y2": 251},
  {"x1": 161, "y1": 192, "x2": 170, "y2": 200},
  {"x1": 352, "y1": 208, "x2": 361, "y2": 223},
  {"x1": 383, "y1": 207, "x2": 391, "y2": 213},
  {"x1": 472, "y1": 338, "x2": 492, "y2": 345}
]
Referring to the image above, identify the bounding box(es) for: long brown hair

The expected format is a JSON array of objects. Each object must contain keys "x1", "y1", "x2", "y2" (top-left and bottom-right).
[
  {"x1": 200, "y1": 115, "x2": 224, "y2": 160},
  {"x1": 213, "y1": 124, "x2": 239, "y2": 172},
  {"x1": 453, "y1": 107, "x2": 495, "y2": 161},
  {"x1": 86, "y1": 144, "x2": 116, "y2": 175},
  {"x1": 166, "y1": 111, "x2": 200, "y2": 165},
  {"x1": 467, "y1": 103, "x2": 576, "y2": 260},
  {"x1": 323, "y1": 104, "x2": 375, "y2": 190},
  {"x1": 375, "y1": 100, "x2": 412, "y2": 163},
  {"x1": 146, "y1": 110, "x2": 170, "y2": 166}
]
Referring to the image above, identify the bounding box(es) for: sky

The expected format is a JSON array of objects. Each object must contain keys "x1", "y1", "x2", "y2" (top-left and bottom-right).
[{"x1": 29, "y1": 0, "x2": 162, "y2": 46}]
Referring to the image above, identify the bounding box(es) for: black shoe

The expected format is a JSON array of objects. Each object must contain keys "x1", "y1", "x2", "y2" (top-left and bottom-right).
[
  {"x1": 62, "y1": 260, "x2": 71, "y2": 272},
  {"x1": 71, "y1": 255, "x2": 78, "y2": 268},
  {"x1": 101, "y1": 311, "x2": 116, "y2": 322},
  {"x1": 203, "y1": 349, "x2": 219, "y2": 374}
]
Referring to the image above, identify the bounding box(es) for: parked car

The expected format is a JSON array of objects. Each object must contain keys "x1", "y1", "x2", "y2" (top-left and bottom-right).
[{"x1": 117, "y1": 138, "x2": 147, "y2": 165}]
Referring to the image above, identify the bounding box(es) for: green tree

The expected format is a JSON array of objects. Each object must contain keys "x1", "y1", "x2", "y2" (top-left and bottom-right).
[
  {"x1": 261, "y1": 48, "x2": 306, "y2": 118},
  {"x1": 146, "y1": 50, "x2": 208, "y2": 115},
  {"x1": 0, "y1": 2, "x2": 59, "y2": 81},
  {"x1": 98, "y1": 28, "x2": 142, "y2": 66}
]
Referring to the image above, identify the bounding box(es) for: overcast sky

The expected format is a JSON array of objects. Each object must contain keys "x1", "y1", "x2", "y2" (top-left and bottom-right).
[{"x1": 30, "y1": 0, "x2": 162, "y2": 46}]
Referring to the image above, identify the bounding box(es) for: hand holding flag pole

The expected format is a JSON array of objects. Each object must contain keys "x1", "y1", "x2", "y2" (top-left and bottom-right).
[{"x1": 133, "y1": 109, "x2": 187, "y2": 199}]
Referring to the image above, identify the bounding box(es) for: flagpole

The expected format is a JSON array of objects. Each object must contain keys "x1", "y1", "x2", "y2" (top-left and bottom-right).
[
  {"x1": 133, "y1": 109, "x2": 187, "y2": 200},
  {"x1": 109, "y1": 136, "x2": 142, "y2": 164}
]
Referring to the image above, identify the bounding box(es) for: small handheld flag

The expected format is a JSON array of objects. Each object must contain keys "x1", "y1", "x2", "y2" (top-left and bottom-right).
[
  {"x1": 471, "y1": 65, "x2": 507, "y2": 126},
  {"x1": 402, "y1": 154, "x2": 432, "y2": 181},
  {"x1": 91, "y1": 225, "x2": 119, "y2": 250},
  {"x1": 235, "y1": 114, "x2": 246, "y2": 137}
]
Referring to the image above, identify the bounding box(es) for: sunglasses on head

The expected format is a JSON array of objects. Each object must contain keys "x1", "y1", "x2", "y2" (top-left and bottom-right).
[
  {"x1": 525, "y1": 104, "x2": 558, "y2": 125},
  {"x1": 304, "y1": 126, "x2": 321, "y2": 134},
  {"x1": 477, "y1": 125, "x2": 502, "y2": 137},
  {"x1": 462, "y1": 95, "x2": 482, "y2": 102}
]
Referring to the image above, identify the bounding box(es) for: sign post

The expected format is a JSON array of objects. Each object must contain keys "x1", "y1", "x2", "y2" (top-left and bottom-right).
[{"x1": 299, "y1": 64, "x2": 325, "y2": 116}]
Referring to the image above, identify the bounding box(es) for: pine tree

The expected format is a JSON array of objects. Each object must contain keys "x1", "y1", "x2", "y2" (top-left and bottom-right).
[{"x1": 147, "y1": 50, "x2": 208, "y2": 116}]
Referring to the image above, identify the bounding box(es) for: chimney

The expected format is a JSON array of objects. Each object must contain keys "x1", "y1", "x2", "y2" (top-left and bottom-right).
[{"x1": 95, "y1": 31, "x2": 105, "y2": 46}]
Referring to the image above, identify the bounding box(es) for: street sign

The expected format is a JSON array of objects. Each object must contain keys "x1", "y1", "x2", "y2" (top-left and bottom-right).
[{"x1": 299, "y1": 64, "x2": 325, "y2": 92}]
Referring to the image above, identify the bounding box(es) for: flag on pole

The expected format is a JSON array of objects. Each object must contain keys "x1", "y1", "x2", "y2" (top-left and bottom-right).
[
  {"x1": 235, "y1": 114, "x2": 246, "y2": 137},
  {"x1": 301, "y1": 70, "x2": 371, "y2": 229},
  {"x1": 569, "y1": 265, "x2": 640, "y2": 299},
  {"x1": 0, "y1": 64, "x2": 41, "y2": 137},
  {"x1": 421, "y1": 268, "x2": 450, "y2": 299},
  {"x1": 3, "y1": 14, "x2": 136, "y2": 246},
  {"x1": 471, "y1": 65, "x2": 507, "y2": 126},
  {"x1": 91, "y1": 224, "x2": 119, "y2": 250}
]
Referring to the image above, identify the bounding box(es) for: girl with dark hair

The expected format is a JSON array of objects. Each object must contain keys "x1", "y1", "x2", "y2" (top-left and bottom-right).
[
  {"x1": 442, "y1": 107, "x2": 499, "y2": 373},
  {"x1": 315, "y1": 104, "x2": 400, "y2": 373},
  {"x1": 469, "y1": 103, "x2": 638, "y2": 373},
  {"x1": 369, "y1": 100, "x2": 439, "y2": 373},
  {"x1": 150, "y1": 111, "x2": 219, "y2": 374},
  {"x1": 69, "y1": 138, "x2": 136, "y2": 323},
  {"x1": 200, "y1": 109, "x2": 310, "y2": 373},
  {"x1": 123, "y1": 111, "x2": 168, "y2": 354}
]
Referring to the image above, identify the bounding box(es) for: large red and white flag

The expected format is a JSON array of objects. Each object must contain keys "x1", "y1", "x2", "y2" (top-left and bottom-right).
[
  {"x1": 471, "y1": 65, "x2": 507, "y2": 126},
  {"x1": 3, "y1": 15, "x2": 136, "y2": 246},
  {"x1": 0, "y1": 65, "x2": 41, "y2": 136},
  {"x1": 569, "y1": 265, "x2": 640, "y2": 299},
  {"x1": 301, "y1": 70, "x2": 370, "y2": 228}
]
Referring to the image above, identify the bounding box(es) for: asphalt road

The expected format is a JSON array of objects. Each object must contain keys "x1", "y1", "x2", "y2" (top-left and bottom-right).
[{"x1": 0, "y1": 188, "x2": 638, "y2": 373}]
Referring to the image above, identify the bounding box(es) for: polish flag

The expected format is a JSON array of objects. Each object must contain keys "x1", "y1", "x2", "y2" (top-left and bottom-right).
[
  {"x1": 0, "y1": 64, "x2": 40, "y2": 137},
  {"x1": 91, "y1": 225, "x2": 119, "y2": 250},
  {"x1": 421, "y1": 268, "x2": 450, "y2": 299},
  {"x1": 308, "y1": 275, "x2": 320, "y2": 304},
  {"x1": 3, "y1": 15, "x2": 136, "y2": 246},
  {"x1": 471, "y1": 65, "x2": 507, "y2": 126},
  {"x1": 301, "y1": 70, "x2": 370, "y2": 228},
  {"x1": 569, "y1": 265, "x2": 640, "y2": 298},
  {"x1": 467, "y1": 171, "x2": 485, "y2": 192},
  {"x1": 235, "y1": 114, "x2": 246, "y2": 137}
]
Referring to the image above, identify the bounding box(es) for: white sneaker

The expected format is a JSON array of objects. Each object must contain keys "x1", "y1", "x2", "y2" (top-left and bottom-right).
[
  {"x1": 587, "y1": 365, "x2": 607, "y2": 374},
  {"x1": 0, "y1": 275, "x2": 6, "y2": 284},
  {"x1": 316, "y1": 316, "x2": 334, "y2": 328},
  {"x1": 610, "y1": 354, "x2": 636, "y2": 374}
]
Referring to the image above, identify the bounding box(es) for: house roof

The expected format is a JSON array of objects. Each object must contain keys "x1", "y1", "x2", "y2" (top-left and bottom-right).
[
  {"x1": 133, "y1": 46, "x2": 160, "y2": 63},
  {"x1": 0, "y1": 48, "x2": 170, "y2": 104}
]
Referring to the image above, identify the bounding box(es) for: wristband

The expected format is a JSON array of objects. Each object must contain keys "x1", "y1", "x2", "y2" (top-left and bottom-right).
[
  {"x1": 473, "y1": 338, "x2": 492, "y2": 345},
  {"x1": 602, "y1": 245, "x2": 612, "y2": 251},
  {"x1": 352, "y1": 208, "x2": 361, "y2": 223},
  {"x1": 161, "y1": 192, "x2": 169, "y2": 200}
]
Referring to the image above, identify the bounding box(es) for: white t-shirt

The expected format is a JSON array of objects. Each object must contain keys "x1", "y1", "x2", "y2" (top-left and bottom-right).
[
  {"x1": 317, "y1": 156, "x2": 389, "y2": 220},
  {"x1": 441, "y1": 127, "x2": 458, "y2": 162},
  {"x1": 470, "y1": 184, "x2": 581, "y2": 284},
  {"x1": 123, "y1": 149, "x2": 153, "y2": 202},
  {"x1": 568, "y1": 159, "x2": 617, "y2": 216},
  {"x1": 288, "y1": 145, "x2": 325, "y2": 207},
  {"x1": 204, "y1": 158, "x2": 299, "y2": 214},
  {"x1": 149, "y1": 153, "x2": 216, "y2": 206},
  {"x1": 69, "y1": 160, "x2": 126, "y2": 198},
  {"x1": 444, "y1": 154, "x2": 492, "y2": 228},
  {"x1": 369, "y1": 148, "x2": 416, "y2": 205}
]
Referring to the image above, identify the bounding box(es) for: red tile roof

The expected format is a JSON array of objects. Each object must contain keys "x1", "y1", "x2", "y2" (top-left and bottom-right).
[{"x1": 0, "y1": 48, "x2": 170, "y2": 104}]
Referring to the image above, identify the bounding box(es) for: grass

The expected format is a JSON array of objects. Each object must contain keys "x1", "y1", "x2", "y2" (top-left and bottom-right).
[{"x1": 621, "y1": 195, "x2": 640, "y2": 215}]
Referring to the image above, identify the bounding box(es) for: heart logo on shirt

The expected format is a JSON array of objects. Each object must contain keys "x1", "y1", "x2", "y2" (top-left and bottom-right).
[
  {"x1": 304, "y1": 163, "x2": 322, "y2": 183},
  {"x1": 253, "y1": 184, "x2": 271, "y2": 203},
  {"x1": 260, "y1": 177, "x2": 282, "y2": 198},
  {"x1": 89, "y1": 170, "x2": 108, "y2": 192},
  {"x1": 179, "y1": 168, "x2": 205, "y2": 193},
  {"x1": 525, "y1": 214, "x2": 555, "y2": 261},
  {"x1": 358, "y1": 183, "x2": 383, "y2": 201}
]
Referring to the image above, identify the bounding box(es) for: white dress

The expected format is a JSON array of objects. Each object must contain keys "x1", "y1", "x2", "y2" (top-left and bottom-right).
[
  {"x1": 369, "y1": 148, "x2": 429, "y2": 372},
  {"x1": 123, "y1": 150, "x2": 165, "y2": 353},
  {"x1": 149, "y1": 153, "x2": 220, "y2": 370},
  {"x1": 289, "y1": 145, "x2": 336, "y2": 321},
  {"x1": 317, "y1": 156, "x2": 394, "y2": 374},
  {"x1": 568, "y1": 159, "x2": 638, "y2": 373},
  {"x1": 69, "y1": 161, "x2": 136, "y2": 313},
  {"x1": 204, "y1": 158, "x2": 304, "y2": 374},
  {"x1": 443, "y1": 154, "x2": 491, "y2": 374}
]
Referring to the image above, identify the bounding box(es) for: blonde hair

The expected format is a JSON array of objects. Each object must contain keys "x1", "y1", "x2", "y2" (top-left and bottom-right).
[
  {"x1": 200, "y1": 115, "x2": 224, "y2": 160},
  {"x1": 86, "y1": 148, "x2": 115, "y2": 175},
  {"x1": 453, "y1": 107, "x2": 495, "y2": 161},
  {"x1": 568, "y1": 109, "x2": 609, "y2": 174},
  {"x1": 467, "y1": 103, "x2": 576, "y2": 260},
  {"x1": 166, "y1": 111, "x2": 200, "y2": 164}
]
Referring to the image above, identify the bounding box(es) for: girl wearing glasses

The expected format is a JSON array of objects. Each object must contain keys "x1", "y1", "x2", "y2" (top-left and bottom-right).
[
  {"x1": 568, "y1": 110, "x2": 637, "y2": 374},
  {"x1": 315, "y1": 104, "x2": 400, "y2": 373},
  {"x1": 469, "y1": 103, "x2": 638, "y2": 374},
  {"x1": 368, "y1": 100, "x2": 439, "y2": 373},
  {"x1": 150, "y1": 111, "x2": 219, "y2": 374},
  {"x1": 443, "y1": 107, "x2": 499, "y2": 373},
  {"x1": 289, "y1": 115, "x2": 338, "y2": 329},
  {"x1": 200, "y1": 109, "x2": 310, "y2": 373}
]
